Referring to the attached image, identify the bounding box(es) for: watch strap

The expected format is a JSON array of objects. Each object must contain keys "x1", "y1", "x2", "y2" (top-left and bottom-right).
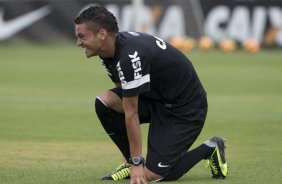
[{"x1": 129, "y1": 156, "x2": 145, "y2": 167}]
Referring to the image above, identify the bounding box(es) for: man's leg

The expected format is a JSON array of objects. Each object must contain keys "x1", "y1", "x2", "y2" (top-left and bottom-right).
[
  {"x1": 161, "y1": 142, "x2": 215, "y2": 181},
  {"x1": 162, "y1": 137, "x2": 228, "y2": 181},
  {"x1": 95, "y1": 89, "x2": 130, "y2": 161},
  {"x1": 144, "y1": 167, "x2": 164, "y2": 182},
  {"x1": 143, "y1": 141, "x2": 215, "y2": 182},
  {"x1": 141, "y1": 94, "x2": 212, "y2": 182},
  {"x1": 95, "y1": 88, "x2": 162, "y2": 181}
]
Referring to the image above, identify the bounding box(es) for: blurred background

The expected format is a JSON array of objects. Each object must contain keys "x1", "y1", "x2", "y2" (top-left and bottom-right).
[
  {"x1": 1, "y1": 1, "x2": 282, "y2": 184},
  {"x1": 0, "y1": 0, "x2": 282, "y2": 52}
]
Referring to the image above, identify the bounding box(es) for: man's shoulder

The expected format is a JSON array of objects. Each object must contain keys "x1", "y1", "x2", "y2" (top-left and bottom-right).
[
  {"x1": 118, "y1": 32, "x2": 153, "y2": 46},
  {"x1": 117, "y1": 32, "x2": 154, "y2": 56},
  {"x1": 118, "y1": 31, "x2": 149, "y2": 39}
]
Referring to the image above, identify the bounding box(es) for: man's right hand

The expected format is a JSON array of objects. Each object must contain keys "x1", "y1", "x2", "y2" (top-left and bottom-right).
[{"x1": 130, "y1": 165, "x2": 147, "y2": 184}]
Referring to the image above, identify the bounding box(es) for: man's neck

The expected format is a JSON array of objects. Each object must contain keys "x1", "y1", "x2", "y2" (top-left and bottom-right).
[{"x1": 99, "y1": 33, "x2": 117, "y2": 59}]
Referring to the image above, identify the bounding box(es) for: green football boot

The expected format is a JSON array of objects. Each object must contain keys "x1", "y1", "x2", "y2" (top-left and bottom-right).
[
  {"x1": 207, "y1": 136, "x2": 228, "y2": 179},
  {"x1": 101, "y1": 163, "x2": 130, "y2": 180}
]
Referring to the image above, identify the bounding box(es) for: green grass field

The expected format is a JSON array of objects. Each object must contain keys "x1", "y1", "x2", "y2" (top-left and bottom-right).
[{"x1": 0, "y1": 44, "x2": 282, "y2": 184}]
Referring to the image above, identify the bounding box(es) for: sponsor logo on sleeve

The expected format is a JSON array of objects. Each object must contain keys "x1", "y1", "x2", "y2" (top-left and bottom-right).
[
  {"x1": 117, "y1": 51, "x2": 150, "y2": 90},
  {"x1": 128, "y1": 51, "x2": 142, "y2": 80}
]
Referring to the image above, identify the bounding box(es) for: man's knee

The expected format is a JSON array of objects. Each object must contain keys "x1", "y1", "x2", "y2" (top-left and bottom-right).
[
  {"x1": 95, "y1": 96, "x2": 124, "y2": 132},
  {"x1": 95, "y1": 96, "x2": 109, "y2": 116},
  {"x1": 96, "y1": 90, "x2": 123, "y2": 113}
]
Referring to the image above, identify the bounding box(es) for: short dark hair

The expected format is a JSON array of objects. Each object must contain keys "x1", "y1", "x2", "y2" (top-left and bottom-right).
[{"x1": 74, "y1": 6, "x2": 119, "y2": 33}]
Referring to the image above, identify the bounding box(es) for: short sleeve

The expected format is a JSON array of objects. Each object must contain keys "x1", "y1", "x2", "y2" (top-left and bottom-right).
[{"x1": 116, "y1": 50, "x2": 150, "y2": 97}]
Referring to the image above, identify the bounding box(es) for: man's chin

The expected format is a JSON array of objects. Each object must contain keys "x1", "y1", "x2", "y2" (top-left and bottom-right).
[
  {"x1": 85, "y1": 52, "x2": 96, "y2": 58},
  {"x1": 86, "y1": 54, "x2": 93, "y2": 58}
]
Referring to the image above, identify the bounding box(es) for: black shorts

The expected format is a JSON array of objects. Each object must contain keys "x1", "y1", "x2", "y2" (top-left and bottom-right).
[{"x1": 110, "y1": 88, "x2": 207, "y2": 177}]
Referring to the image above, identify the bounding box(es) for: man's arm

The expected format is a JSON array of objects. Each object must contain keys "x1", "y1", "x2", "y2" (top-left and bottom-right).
[
  {"x1": 123, "y1": 96, "x2": 147, "y2": 184},
  {"x1": 123, "y1": 95, "x2": 142, "y2": 157}
]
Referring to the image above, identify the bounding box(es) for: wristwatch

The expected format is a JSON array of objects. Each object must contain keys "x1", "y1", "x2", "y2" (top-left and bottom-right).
[{"x1": 129, "y1": 156, "x2": 145, "y2": 167}]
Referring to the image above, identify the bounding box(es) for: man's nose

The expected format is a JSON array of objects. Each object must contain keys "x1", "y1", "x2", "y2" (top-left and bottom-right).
[{"x1": 76, "y1": 39, "x2": 82, "y2": 46}]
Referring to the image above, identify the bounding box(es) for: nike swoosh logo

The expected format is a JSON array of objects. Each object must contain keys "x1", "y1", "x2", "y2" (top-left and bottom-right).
[
  {"x1": 0, "y1": 5, "x2": 52, "y2": 41},
  {"x1": 158, "y1": 162, "x2": 170, "y2": 168}
]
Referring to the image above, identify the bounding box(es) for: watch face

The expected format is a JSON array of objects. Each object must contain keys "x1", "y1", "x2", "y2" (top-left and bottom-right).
[{"x1": 132, "y1": 157, "x2": 141, "y2": 164}]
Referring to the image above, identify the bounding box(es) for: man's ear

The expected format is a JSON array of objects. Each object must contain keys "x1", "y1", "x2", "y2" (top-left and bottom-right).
[{"x1": 98, "y1": 29, "x2": 107, "y2": 40}]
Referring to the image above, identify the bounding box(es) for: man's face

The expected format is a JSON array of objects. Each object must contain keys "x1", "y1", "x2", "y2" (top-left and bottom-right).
[{"x1": 75, "y1": 23, "x2": 102, "y2": 58}]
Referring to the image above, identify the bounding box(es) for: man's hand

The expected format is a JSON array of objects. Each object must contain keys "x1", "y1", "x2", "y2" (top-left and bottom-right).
[{"x1": 130, "y1": 165, "x2": 147, "y2": 184}]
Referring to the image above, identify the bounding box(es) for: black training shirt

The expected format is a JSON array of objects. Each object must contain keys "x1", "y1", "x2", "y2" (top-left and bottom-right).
[{"x1": 100, "y1": 32, "x2": 206, "y2": 106}]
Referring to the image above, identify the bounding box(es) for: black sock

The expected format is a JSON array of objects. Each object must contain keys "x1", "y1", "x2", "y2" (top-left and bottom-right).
[
  {"x1": 95, "y1": 98, "x2": 130, "y2": 161},
  {"x1": 162, "y1": 144, "x2": 215, "y2": 181}
]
